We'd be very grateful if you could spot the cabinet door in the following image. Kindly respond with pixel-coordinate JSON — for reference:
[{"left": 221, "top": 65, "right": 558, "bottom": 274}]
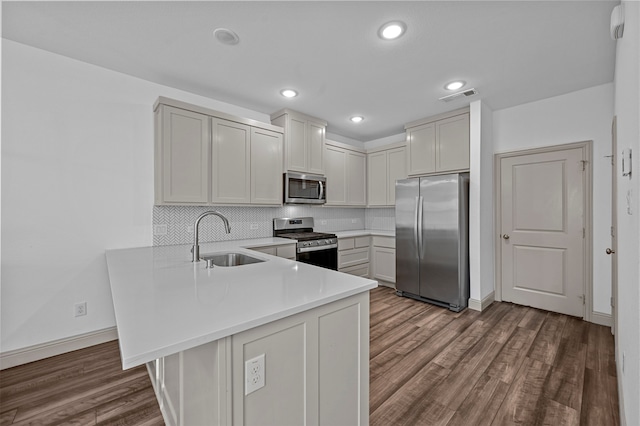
[
  {"left": 407, "top": 122, "right": 436, "bottom": 176},
  {"left": 211, "top": 118, "right": 251, "bottom": 204},
  {"left": 251, "top": 128, "right": 283, "bottom": 205},
  {"left": 347, "top": 151, "right": 366, "bottom": 206},
  {"left": 325, "top": 145, "right": 347, "bottom": 205},
  {"left": 436, "top": 113, "right": 470, "bottom": 172},
  {"left": 372, "top": 246, "right": 396, "bottom": 283},
  {"left": 387, "top": 147, "right": 407, "bottom": 205},
  {"left": 160, "top": 106, "right": 210, "bottom": 203},
  {"left": 367, "top": 151, "right": 387, "bottom": 206},
  {"left": 287, "top": 117, "right": 307, "bottom": 173},
  {"left": 308, "top": 121, "right": 325, "bottom": 175}
]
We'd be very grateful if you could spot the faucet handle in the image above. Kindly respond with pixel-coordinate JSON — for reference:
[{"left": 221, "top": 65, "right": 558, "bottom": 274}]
[{"left": 205, "top": 258, "right": 215, "bottom": 269}]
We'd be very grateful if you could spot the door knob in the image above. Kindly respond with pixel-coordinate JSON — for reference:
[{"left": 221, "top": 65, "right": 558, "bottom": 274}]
[
  {"left": 606, "top": 248, "right": 615, "bottom": 254},
  {"left": 502, "top": 234, "right": 510, "bottom": 240}
]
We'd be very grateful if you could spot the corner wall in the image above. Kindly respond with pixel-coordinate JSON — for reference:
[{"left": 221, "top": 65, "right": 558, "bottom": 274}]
[{"left": 613, "top": 2, "right": 640, "bottom": 425}]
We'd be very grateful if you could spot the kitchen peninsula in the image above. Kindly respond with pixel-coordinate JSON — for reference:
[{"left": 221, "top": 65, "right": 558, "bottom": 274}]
[{"left": 106, "top": 238, "right": 376, "bottom": 426}]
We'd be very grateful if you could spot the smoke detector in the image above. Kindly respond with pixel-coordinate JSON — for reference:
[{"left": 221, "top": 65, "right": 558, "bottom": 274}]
[
  {"left": 438, "top": 88, "right": 478, "bottom": 102},
  {"left": 214, "top": 28, "right": 240, "bottom": 45}
]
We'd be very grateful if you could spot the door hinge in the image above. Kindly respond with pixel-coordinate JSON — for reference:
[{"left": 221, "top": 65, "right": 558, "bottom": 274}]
[
  {"left": 611, "top": 226, "right": 615, "bottom": 237},
  {"left": 583, "top": 228, "right": 586, "bottom": 238},
  {"left": 611, "top": 297, "right": 615, "bottom": 308},
  {"left": 580, "top": 160, "right": 588, "bottom": 171},
  {"left": 582, "top": 294, "right": 586, "bottom": 305}
]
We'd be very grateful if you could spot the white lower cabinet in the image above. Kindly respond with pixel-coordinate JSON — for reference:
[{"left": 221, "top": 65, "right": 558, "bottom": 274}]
[
  {"left": 372, "top": 236, "right": 396, "bottom": 287},
  {"left": 338, "top": 236, "right": 370, "bottom": 276},
  {"left": 149, "top": 293, "right": 370, "bottom": 426}
]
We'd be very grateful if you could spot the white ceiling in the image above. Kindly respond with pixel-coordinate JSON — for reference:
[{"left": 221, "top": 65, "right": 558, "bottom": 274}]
[{"left": 2, "top": 1, "right": 618, "bottom": 142}]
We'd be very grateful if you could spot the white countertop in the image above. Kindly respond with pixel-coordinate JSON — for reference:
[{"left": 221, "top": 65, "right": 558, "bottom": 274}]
[
  {"left": 106, "top": 237, "right": 377, "bottom": 369},
  {"left": 333, "top": 229, "right": 395, "bottom": 238}
]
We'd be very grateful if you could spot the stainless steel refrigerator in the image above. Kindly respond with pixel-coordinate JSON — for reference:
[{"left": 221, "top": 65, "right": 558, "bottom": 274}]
[{"left": 395, "top": 173, "right": 470, "bottom": 312}]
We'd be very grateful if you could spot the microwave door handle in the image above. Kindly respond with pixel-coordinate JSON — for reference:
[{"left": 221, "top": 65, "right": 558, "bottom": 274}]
[{"left": 318, "top": 181, "right": 324, "bottom": 200}]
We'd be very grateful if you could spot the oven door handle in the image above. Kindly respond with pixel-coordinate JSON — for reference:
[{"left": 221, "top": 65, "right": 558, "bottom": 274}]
[
  {"left": 318, "top": 181, "right": 324, "bottom": 201},
  {"left": 297, "top": 243, "right": 338, "bottom": 253}
]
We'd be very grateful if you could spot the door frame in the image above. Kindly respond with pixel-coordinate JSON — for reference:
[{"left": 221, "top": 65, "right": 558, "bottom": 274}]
[{"left": 494, "top": 140, "right": 593, "bottom": 321}]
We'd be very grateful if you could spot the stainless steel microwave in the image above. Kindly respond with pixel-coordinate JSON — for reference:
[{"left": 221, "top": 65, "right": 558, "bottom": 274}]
[{"left": 284, "top": 172, "right": 326, "bottom": 204}]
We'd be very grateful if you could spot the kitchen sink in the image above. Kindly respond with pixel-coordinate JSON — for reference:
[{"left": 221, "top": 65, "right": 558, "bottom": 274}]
[{"left": 200, "top": 252, "right": 265, "bottom": 267}]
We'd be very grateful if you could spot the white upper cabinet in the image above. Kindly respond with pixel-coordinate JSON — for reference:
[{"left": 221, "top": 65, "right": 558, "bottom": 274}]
[
  {"left": 156, "top": 105, "right": 210, "bottom": 204},
  {"left": 211, "top": 118, "right": 251, "bottom": 204},
  {"left": 324, "top": 141, "right": 366, "bottom": 207},
  {"left": 251, "top": 127, "right": 283, "bottom": 205},
  {"left": 271, "top": 109, "right": 327, "bottom": 175},
  {"left": 154, "top": 97, "right": 284, "bottom": 206},
  {"left": 367, "top": 144, "right": 407, "bottom": 207},
  {"left": 405, "top": 108, "right": 470, "bottom": 176}
]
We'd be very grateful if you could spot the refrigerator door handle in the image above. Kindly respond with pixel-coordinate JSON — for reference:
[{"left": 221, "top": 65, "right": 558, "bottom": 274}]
[
  {"left": 414, "top": 196, "right": 420, "bottom": 258},
  {"left": 417, "top": 195, "right": 424, "bottom": 259}
]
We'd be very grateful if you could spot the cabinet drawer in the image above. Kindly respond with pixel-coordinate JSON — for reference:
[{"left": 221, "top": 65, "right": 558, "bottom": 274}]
[
  {"left": 250, "top": 244, "right": 296, "bottom": 259},
  {"left": 338, "top": 247, "right": 370, "bottom": 269},
  {"left": 355, "top": 236, "right": 370, "bottom": 248},
  {"left": 340, "top": 263, "right": 370, "bottom": 278},
  {"left": 276, "top": 245, "right": 296, "bottom": 260},
  {"left": 338, "top": 237, "right": 355, "bottom": 251},
  {"left": 250, "top": 246, "right": 277, "bottom": 256},
  {"left": 372, "top": 236, "right": 395, "bottom": 249}
]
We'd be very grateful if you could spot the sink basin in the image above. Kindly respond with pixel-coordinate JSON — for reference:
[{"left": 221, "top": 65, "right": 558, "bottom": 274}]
[{"left": 200, "top": 252, "right": 265, "bottom": 267}]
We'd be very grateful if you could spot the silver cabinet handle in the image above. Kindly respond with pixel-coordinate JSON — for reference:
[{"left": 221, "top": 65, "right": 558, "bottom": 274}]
[
  {"left": 606, "top": 248, "right": 615, "bottom": 254},
  {"left": 503, "top": 234, "right": 510, "bottom": 240}
]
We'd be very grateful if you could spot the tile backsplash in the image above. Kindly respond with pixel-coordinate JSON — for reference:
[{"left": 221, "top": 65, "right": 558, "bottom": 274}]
[{"left": 153, "top": 205, "right": 395, "bottom": 246}]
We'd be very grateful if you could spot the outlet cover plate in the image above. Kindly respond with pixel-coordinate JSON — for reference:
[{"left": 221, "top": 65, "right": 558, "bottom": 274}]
[{"left": 245, "top": 354, "right": 265, "bottom": 395}]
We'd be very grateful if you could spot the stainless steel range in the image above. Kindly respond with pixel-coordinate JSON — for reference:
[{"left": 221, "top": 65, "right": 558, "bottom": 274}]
[{"left": 273, "top": 217, "right": 338, "bottom": 270}]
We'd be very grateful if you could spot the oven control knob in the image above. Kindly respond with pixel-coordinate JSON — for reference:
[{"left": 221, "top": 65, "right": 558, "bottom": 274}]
[{"left": 324, "top": 239, "right": 330, "bottom": 244}]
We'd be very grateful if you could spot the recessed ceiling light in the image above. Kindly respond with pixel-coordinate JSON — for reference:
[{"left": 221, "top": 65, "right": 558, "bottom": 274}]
[
  {"left": 378, "top": 21, "right": 407, "bottom": 40},
  {"left": 213, "top": 28, "right": 240, "bottom": 45},
  {"left": 445, "top": 80, "right": 466, "bottom": 91},
  {"left": 350, "top": 116, "right": 364, "bottom": 123},
  {"left": 280, "top": 89, "right": 298, "bottom": 98}
]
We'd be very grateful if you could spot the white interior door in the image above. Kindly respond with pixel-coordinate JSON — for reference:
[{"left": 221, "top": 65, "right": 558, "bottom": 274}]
[{"left": 500, "top": 146, "right": 586, "bottom": 317}]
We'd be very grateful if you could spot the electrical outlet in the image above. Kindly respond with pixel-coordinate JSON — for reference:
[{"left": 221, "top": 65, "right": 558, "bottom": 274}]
[
  {"left": 351, "top": 219, "right": 358, "bottom": 224},
  {"left": 320, "top": 220, "right": 327, "bottom": 225},
  {"left": 245, "top": 354, "right": 265, "bottom": 395},
  {"left": 153, "top": 224, "right": 168, "bottom": 236},
  {"left": 250, "top": 223, "right": 259, "bottom": 230},
  {"left": 74, "top": 302, "right": 87, "bottom": 317}
]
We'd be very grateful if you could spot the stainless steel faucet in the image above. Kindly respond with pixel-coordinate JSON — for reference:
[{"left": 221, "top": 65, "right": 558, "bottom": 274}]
[{"left": 191, "top": 211, "right": 231, "bottom": 262}]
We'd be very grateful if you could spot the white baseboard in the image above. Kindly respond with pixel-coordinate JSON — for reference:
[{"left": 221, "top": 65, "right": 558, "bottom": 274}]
[
  {"left": 590, "top": 311, "right": 613, "bottom": 327},
  {"left": 0, "top": 327, "right": 118, "bottom": 370},
  {"left": 468, "top": 291, "right": 495, "bottom": 312}
]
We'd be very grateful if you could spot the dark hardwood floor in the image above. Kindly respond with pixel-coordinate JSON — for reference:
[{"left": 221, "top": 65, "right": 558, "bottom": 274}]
[
  {"left": 0, "top": 287, "right": 619, "bottom": 425},
  {"left": 369, "top": 286, "right": 619, "bottom": 426}
]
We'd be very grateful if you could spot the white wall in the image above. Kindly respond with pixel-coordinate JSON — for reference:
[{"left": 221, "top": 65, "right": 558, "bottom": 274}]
[
  {"left": 0, "top": 40, "right": 272, "bottom": 354},
  {"left": 469, "top": 101, "right": 495, "bottom": 305},
  {"left": 613, "top": 2, "right": 640, "bottom": 425},
  {"left": 493, "top": 83, "right": 615, "bottom": 316}
]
